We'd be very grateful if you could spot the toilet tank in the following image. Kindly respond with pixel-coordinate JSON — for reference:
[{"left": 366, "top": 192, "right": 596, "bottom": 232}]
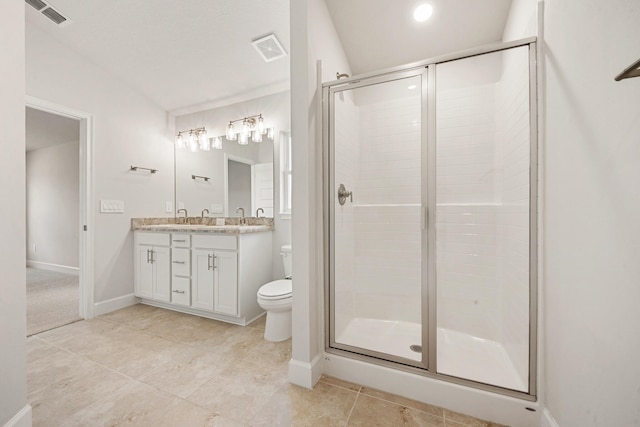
[{"left": 281, "top": 244, "right": 292, "bottom": 278}]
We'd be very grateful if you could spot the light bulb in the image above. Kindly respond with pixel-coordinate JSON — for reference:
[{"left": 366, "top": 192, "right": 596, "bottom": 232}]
[
  {"left": 213, "top": 136, "right": 222, "bottom": 150},
  {"left": 257, "top": 116, "right": 265, "bottom": 135},
  {"left": 199, "top": 130, "right": 209, "bottom": 150},
  {"left": 267, "top": 127, "right": 274, "bottom": 140},
  {"left": 239, "top": 131, "right": 249, "bottom": 145},
  {"left": 252, "top": 130, "right": 262, "bottom": 143},
  {"left": 189, "top": 133, "right": 198, "bottom": 152},
  {"left": 226, "top": 123, "right": 236, "bottom": 140},
  {"left": 175, "top": 134, "right": 184, "bottom": 149},
  {"left": 241, "top": 120, "right": 250, "bottom": 138}
]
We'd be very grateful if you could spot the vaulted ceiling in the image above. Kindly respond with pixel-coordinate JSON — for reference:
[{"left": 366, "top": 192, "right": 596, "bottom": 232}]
[{"left": 25, "top": 0, "right": 512, "bottom": 113}]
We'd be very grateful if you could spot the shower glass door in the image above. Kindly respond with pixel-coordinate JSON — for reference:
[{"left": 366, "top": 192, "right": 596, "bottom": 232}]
[
  {"left": 325, "top": 40, "right": 536, "bottom": 398},
  {"left": 328, "top": 70, "right": 427, "bottom": 366}
]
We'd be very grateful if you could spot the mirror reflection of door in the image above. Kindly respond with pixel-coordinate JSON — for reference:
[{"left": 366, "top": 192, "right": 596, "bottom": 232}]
[{"left": 228, "top": 160, "right": 252, "bottom": 216}]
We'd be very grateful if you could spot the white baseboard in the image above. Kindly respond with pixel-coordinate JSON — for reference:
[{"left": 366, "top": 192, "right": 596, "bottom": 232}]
[
  {"left": 93, "top": 293, "right": 139, "bottom": 317},
  {"left": 541, "top": 408, "right": 559, "bottom": 427},
  {"left": 288, "top": 353, "right": 322, "bottom": 389},
  {"left": 3, "top": 404, "right": 32, "bottom": 427},
  {"left": 26, "top": 260, "right": 79, "bottom": 276}
]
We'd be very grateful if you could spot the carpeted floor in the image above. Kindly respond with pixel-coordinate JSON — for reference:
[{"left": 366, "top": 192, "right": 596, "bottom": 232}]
[{"left": 26, "top": 267, "right": 82, "bottom": 336}]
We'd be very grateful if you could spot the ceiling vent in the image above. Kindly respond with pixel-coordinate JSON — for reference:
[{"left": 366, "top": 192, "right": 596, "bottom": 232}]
[
  {"left": 25, "top": 0, "right": 72, "bottom": 27},
  {"left": 25, "top": 0, "right": 47, "bottom": 11},
  {"left": 252, "top": 34, "right": 287, "bottom": 63}
]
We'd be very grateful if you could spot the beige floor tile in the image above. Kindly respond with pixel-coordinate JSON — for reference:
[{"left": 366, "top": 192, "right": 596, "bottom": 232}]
[
  {"left": 250, "top": 382, "right": 358, "bottom": 427},
  {"left": 36, "top": 318, "right": 122, "bottom": 344},
  {"left": 138, "top": 309, "right": 203, "bottom": 336},
  {"left": 29, "top": 363, "right": 132, "bottom": 426},
  {"left": 360, "top": 386, "right": 444, "bottom": 417},
  {"left": 186, "top": 359, "right": 288, "bottom": 423},
  {"left": 27, "top": 346, "right": 96, "bottom": 394},
  {"left": 59, "top": 381, "right": 177, "bottom": 427},
  {"left": 443, "top": 410, "right": 508, "bottom": 427},
  {"left": 318, "top": 375, "right": 362, "bottom": 392},
  {"left": 247, "top": 314, "right": 267, "bottom": 331},
  {"left": 241, "top": 337, "right": 291, "bottom": 371},
  {"left": 98, "top": 303, "right": 165, "bottom": 328},
  {"left": 140, "top": 347, "right": 231, "bottom": 398},
  {"left": 151, "top": 398, "right": 245, "bottom": 427},
  {"left": 347, "top": 394, "right": 445, "bottom": 427},
  {"left": 108, "top": 336, "right": 191, "bottom": 379},
  {"left": 27, "top": 336, "right": 62, "bottom": 364}
]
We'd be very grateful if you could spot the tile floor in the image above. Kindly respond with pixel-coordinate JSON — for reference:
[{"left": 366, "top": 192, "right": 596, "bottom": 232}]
[{"left": 27, "top": 304, "right": 508, "bottom": 426}]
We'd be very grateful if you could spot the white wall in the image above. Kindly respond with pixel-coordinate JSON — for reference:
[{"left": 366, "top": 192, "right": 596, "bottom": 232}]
[
  {"left": 26, "top": 24, "right": 174, "bottom": 306},
  {"left": 0, "top": 2, "right": 30, "bottom": 426},
  {"left": 289, "top": 0, "right": 352, "bottom": 387},
  {"left": 26, "top": 141, "right": 80, "bottom": 270},
  {"left": 543, "top": 0, "right": 640, "bottom": 425},
  {"left": 174, "top": 90, "right": 291, "bottom": 279}
]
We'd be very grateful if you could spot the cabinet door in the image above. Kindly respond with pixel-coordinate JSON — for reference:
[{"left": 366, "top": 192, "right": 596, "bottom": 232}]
[
  {"left": 192, "top": 248, "right": 214, "bottom": 311},
  {"left": 213, "top": 250, "right": 238, "bottom": 316},
  {"left": 135, "top": 245, "right": 154, "bottom": 299},
  {"left": 153, "top": 246, "right": 171, "bottom": 302}
]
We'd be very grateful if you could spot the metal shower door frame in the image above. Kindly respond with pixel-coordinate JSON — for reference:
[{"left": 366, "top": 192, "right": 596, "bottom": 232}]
[{"left": 322, "top": 37, "right": 538, "bottom": 401}]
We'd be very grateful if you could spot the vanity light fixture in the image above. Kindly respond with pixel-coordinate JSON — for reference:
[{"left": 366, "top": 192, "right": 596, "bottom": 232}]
[
  {"left": 225, "top": 114, "right": 274, "bottom": 145},
  {"left": 175, "top": 127, "right": 210, "bottom": 153},
  {"left": 212, "top": 136, "right": 222, "bottom": 150}
]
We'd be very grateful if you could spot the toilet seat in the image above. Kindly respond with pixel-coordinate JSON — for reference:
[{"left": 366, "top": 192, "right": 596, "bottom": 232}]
[{"left": 258, "top": 279, "right": 292, "bottom": 300}]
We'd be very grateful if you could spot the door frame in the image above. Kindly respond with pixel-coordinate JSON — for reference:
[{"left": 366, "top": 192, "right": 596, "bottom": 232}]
[
  {"left": 224, "top": 154, "right": 255, "bottom": 217},
  {"left": 26, "top": 95, "right": 95, "bottom": 319}
]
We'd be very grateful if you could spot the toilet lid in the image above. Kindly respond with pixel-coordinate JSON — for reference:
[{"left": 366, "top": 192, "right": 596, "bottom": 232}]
[{"left": 258, "top": 279, "right": 292, "bottom": 299}]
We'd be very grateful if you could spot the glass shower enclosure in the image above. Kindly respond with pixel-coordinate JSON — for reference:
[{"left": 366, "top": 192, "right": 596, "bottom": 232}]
[{"left": 324, "top": 40, "right": 537, "bottom": 398}]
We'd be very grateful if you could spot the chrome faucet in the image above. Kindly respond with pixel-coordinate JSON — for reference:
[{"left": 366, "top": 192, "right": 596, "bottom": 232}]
[
  {"left": 177, "top": 208, "right": 188, "bottom": 223},
  {"left": 256, "top": 208, "right": 264, "bottom": 218},
  {"left": 201, "top": 208, "right": 210, "bottom": 219},
  {"left": 236, "top": 207, "right": 246, "bottom": 225}
]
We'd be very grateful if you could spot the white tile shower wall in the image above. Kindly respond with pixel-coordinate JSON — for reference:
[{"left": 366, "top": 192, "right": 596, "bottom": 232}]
[
  {"left": 495, "top": 46, "right": 531, "bottom": 384},
  {"left": 333, "top": 90, "right": 359, "bottom": 338},
  {"left": 436, "top": 83, "right": 502, "bottom": 342},
  {"left": 353, "top": 96, "right": 422, "bottom": 324}
]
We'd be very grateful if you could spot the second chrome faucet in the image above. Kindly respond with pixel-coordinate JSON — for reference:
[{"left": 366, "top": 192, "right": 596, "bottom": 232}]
[{"left": 236, "top": 207, "right": 246, "bottom": 225}]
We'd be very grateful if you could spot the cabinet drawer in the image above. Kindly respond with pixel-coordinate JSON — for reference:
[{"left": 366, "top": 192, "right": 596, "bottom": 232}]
[
  {"left": 192, "top": 234, "right": 237, "bottom": 250},
  {"left": 171, "top": 277, "right": 191, "bottom": 306},
  {"left": 171, "top": 233, "right": 191, "bottom": 247},
  {"left": 172, "top": 248, "right": 190, "bottom": 277},
  {"left": 136, "top": 232, "right": 170, "bottom": 246}
]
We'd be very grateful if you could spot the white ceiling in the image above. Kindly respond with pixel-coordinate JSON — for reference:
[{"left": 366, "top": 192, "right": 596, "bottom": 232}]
[
  {"left": 25, "top": 0, "right": 511, "bottom": 113},
  {"left": 25, "top": 0, "right": 290, "bottom": 112},
  {"left": 26, "top": 107, "right": 79, "bottom": 152},
  {"left": 325, "top": 0, "right": 513, "bottom": 75}
]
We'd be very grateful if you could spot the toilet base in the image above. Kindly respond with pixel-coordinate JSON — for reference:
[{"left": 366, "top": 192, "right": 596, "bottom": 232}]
[{"left": 264, "top": 309, "right": 292, "bottom": 342}]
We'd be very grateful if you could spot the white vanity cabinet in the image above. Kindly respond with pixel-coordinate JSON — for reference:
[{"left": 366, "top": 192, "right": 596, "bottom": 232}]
[
  {"left": 192, "top": 235, "right": 239, "bottom": 315},
  {"left": 134, "top": 233, "right": 171, "bottom": 302},
  {"left": 133, "top": 228, "right": 272, "bottom": 325}
]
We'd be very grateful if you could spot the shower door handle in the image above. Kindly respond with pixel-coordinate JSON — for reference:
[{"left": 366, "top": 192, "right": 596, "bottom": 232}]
[{"left": 337, "top": 184, "right": 353, "bottom": 206}]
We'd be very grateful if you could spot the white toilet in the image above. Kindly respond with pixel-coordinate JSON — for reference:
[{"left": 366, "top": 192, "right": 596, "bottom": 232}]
[{"left": 257, "top": 244, "right": 292, "bottom": 342}]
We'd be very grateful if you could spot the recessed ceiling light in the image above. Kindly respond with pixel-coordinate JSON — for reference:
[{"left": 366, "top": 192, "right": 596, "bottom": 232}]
[
  {"left": 408, "top": 85, "right": 417, "bottom": 90},
  {"left": 413, "top": 4, "right": 433, "bottom": 22}
]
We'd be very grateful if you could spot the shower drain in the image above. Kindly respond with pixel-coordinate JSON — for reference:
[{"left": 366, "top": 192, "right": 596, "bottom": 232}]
[{"left": 409, "top": 344, "right": 422, "bottom": 353}]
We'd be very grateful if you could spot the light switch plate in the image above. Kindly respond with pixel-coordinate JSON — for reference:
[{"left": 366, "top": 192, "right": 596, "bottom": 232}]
[
  {"left": 211, "top": 204, "right": 223, "bottom": 214},
  {"left": 165, "top": 201, "right": 173, "bottom": 213},
  {"left": 100, "top": 199, "right": 124, "bottom": 213}
]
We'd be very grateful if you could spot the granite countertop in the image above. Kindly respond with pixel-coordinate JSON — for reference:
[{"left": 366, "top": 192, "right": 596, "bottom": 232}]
[{"left": 131, "top": 217, "right": 274, "bottom": 234}]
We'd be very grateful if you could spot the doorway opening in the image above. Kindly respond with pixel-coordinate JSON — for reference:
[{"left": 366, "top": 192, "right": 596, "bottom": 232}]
[{"left": 25, "top": 96, "right": 95, "bottom": 334}]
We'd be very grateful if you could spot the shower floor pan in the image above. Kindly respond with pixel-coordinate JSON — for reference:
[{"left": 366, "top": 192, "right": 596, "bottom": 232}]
[{"left": 335, "top": 317, "right": 526, "bottom": 392}]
